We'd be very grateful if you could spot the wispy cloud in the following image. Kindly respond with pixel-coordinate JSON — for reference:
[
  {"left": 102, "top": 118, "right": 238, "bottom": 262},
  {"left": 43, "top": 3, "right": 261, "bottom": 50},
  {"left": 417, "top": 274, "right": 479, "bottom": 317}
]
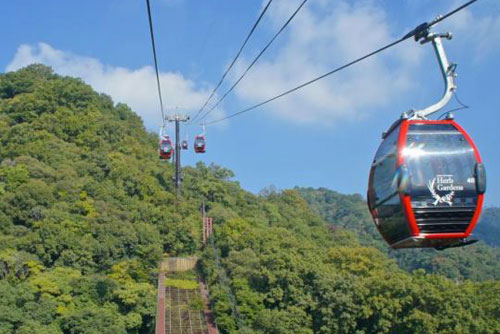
[
  {"left": 6, "top": 43, "right": 224, "bottom": 130},
  {"left": 230, "top": 0, "right": 500, "bottom": 126},
  {"left": 6, "top": 1, "right": 499, "bottom": 129},
  {"left": 441, "top": 0, "right": 500, "bottom": 62},
  {"left": 231, "top": 0, "right": 424, "bottom": 126}
]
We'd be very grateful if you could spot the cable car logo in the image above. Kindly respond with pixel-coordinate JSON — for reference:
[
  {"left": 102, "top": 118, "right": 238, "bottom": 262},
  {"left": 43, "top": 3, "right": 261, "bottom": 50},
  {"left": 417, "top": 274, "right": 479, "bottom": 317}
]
[{"left": 427, "top": 175, "right": 463, "bottom": 206}]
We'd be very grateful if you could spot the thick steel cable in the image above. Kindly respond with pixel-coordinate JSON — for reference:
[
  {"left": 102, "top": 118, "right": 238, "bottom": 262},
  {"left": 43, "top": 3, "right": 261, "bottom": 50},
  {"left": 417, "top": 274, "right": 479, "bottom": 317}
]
[
  {"left": 145, "top": 0, "right": 166, "bottom": 123},
  {"left": 206, "top": 0, "right": 479, "bottom": 125},
  {"left": 197, "top": 0, "right": 309, "bottom": 123},
  {"left": 190, "top": 0, "right": 274, "bottom": 124}
]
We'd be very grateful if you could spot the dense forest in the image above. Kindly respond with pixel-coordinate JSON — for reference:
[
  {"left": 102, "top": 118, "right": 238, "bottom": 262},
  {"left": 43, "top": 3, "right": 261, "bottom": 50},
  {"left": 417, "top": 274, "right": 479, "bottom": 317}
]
[
  {"left": 1, "top": 65, "right": 500, "bottom": 334},
  {"left": 0, "top": 65, "right": 205, "bottom": 334},
  {"left": 475, "top": 207, "right": 500, "bottom": 248},
  {"left": 296, "top": 187, "right": 500, "bottom": 281},
  {"left": 201, "top": 190, "right": 500, "bottom": 334}
]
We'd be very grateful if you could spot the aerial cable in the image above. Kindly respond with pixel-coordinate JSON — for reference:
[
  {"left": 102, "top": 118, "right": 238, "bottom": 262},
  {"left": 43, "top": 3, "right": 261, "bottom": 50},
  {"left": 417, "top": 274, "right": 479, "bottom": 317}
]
[
  {"left": 190, "top": 0, "right": 274, "bottom": 124},
  {"left": 206, "top": 0, "right": 479, "bottom": 126},
  {"left": 196, "top": 0, "right": 309, "bottom": 123},
  {"left": 145, "top": 0, "right": 167, "bottom": 125}
]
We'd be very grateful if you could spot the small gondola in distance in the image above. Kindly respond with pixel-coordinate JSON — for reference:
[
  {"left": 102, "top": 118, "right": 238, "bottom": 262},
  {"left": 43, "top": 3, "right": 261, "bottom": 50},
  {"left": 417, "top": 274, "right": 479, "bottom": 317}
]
[
  {"left": 194, "top": 135, "right": 206, "bottom": 153},
  {"left": 159, "top": 136, "right": 174, "bottom": 160},
  {"left": 367, "top": 116, "right": 486, "bottom": 249}
]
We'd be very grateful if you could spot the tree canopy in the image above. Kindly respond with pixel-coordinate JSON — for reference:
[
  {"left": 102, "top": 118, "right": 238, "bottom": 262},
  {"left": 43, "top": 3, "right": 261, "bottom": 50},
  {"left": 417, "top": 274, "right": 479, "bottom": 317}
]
[
  {"left": 296, "top": 187, "right": 500, "bottom": 282},
  {"left": 1, "top": 65, "right": 500, "bottom": 334}
]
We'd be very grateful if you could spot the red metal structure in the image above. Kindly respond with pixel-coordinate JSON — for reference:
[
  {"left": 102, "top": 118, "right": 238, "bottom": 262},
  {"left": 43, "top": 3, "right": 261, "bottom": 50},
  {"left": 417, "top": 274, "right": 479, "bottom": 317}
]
[
  {"left": 155, "top": 271, "right": 165, "bottom": 334},
  {"left": 367, "top": 118, "right": 486, "bottom": 249},
  {"left": 202, "top": 216, "right": 213, "bottom": 245}
]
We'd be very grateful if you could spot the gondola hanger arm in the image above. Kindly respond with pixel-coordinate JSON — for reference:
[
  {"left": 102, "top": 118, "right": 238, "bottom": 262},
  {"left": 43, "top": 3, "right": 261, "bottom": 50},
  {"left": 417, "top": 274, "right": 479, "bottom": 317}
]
[{"left": 411, "top": 26, "right": 457, "bottom": 119}]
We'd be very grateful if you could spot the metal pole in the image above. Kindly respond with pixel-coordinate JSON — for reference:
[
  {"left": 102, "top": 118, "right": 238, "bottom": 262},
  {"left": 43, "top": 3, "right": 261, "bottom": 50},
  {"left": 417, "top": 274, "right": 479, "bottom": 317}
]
[
  {"left": 167, "top": 115, "right": 189, "bottom": 198},
  {"left": 175, "top": 118, "right": 181, "bottom": 197}
]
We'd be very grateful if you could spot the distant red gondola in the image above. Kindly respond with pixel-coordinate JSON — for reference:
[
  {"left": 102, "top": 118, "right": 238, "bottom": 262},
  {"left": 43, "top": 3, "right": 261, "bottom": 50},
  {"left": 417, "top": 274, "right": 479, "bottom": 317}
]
[
  {"left": 159, "top": 136, "right": 174, "bottom": 160},
  {"left": 194, "top": 135, "right": 206, "bottom": 153}
]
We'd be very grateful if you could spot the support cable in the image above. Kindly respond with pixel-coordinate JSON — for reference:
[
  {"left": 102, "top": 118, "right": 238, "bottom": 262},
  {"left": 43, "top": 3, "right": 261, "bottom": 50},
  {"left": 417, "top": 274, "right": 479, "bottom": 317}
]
[
  {"left": 190, "top": 0, "right": 274, "bottom": 123},
  {"left": 196, "top": 0, "right": 309, "bottom": 123},
  {"left": 205, "top": 0, "right": 479, "bottom": 126},
  {"left": 145, "top": 0, "right": 167, "bottom": 124}
]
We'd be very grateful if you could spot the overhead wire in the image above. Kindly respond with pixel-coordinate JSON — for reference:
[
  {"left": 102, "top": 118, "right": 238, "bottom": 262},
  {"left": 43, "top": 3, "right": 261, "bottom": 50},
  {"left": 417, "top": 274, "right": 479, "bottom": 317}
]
[
  {"left": 205, "top": 0, "right": 479, "bottom": 126},
  {"left": 145, "top": 0, "right": 167, "bottom": 124},
  {"left": 196, "top": 0, "right": 309, "bottom": 123},
  {"left": 189, "top": 0, "right": 274, "bottom": 124},
  {"left": 428, "top": 0, "right": 478, "bottom": 26}
]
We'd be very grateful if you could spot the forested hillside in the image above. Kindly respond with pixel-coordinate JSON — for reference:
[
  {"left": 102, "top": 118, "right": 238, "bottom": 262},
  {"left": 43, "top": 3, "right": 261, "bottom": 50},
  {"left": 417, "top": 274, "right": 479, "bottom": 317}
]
[
  {"left": 0, "top": 65, "right": 206, "bottom": 334},
  {"left": 475, "top": 207, "right": 500, "bottom": 248},
  {"left": 296, "top": 187, "right": 500, "bottom": 281},
  {"left": 202, "top": 188, "right": 500, "bottom": 333},
  {"left": 1, "top": 65, "right": 500, "bottom": 334}
]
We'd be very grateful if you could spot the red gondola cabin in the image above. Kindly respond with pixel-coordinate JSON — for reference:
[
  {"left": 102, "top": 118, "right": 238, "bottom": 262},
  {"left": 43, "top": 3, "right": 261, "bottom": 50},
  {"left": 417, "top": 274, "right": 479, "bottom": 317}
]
[
  {"left": 158, "top": 137, "right": 174, "bottom": 160},
  {"left": 367, "top": 118, "right": 486, "bottom": 249},
  {"left": 194, "top": 135, "right": 206, "bottom": 153}
]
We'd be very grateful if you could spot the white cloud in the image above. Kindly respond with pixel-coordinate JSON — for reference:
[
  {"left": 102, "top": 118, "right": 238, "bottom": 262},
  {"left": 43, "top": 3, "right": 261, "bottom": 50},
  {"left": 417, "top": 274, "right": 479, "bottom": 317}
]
[
  {"left": 6, "top": 42, "right": 224, "bottom": 130},
  {"left": 440, "top": 0, "right": 500, "bottom": 62},
  {"left": 232, "top": 0, "right": 424, "bottom": 126},
  {"left": 6, "top": 1, "right": 498, "bottom": 130},
  {"left": 232, "top": 0, "right": 500, "bottom": 126}
]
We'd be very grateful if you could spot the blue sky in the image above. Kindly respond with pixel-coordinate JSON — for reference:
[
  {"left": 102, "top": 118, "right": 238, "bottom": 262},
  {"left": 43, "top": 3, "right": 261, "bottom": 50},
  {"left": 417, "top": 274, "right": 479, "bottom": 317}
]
[{"left": 2, "top": 0, "right": 500, "bottom": 205}]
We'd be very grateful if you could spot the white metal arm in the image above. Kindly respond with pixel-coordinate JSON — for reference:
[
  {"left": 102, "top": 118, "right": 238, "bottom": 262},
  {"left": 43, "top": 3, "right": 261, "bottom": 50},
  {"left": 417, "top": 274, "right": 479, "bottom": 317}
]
[
  {"left": 412, "top": 32, "right": 456, "bottom": 119},
  {"left": 159, "top": 125, "right": 168, "bottom": 139}
]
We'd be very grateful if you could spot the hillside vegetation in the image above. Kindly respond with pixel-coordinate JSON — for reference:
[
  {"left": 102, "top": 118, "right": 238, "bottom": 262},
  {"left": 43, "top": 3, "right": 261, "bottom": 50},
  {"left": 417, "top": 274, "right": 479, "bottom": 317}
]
[
  {"left": 475, "top": 207, "right": 500, "bottom": 248},
  {"left": 201, "top": 189, "right": 500, "bottom": 334},
  {"left": 296, "top": 187, "right": 500, "bottom": 281},
  {"left": 1, "top": 65, "right": 500, "bottom": 334},
  {"left": 0, "top": 65, "right": 206, "bottom": 334}
]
